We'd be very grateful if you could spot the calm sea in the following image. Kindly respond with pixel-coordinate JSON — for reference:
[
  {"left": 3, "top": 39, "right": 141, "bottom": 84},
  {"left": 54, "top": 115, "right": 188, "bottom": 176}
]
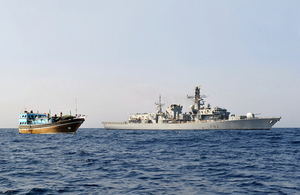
[{"left": 0, "top": 128, "right": 299, "bottom": 194}]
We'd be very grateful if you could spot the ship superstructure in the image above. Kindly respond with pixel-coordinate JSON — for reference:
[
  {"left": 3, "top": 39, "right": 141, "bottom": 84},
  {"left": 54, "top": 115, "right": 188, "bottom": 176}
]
[{"left": 102, "top": 85, "right": 281, "bottom": 130}]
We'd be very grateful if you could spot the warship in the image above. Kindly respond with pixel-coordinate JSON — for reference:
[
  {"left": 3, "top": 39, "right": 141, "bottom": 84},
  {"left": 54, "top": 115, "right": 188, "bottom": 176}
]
[
  {"left": 102, "top": 85, "right": 281, "bottom": 130},
  {"left": 19, "top": 110, "right": 86, "bottom": 134}
]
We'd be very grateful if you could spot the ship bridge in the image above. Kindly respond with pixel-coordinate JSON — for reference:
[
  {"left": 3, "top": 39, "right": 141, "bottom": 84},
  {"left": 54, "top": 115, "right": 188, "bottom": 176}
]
[{"left": 19, "top": 111, "right": 51, "bottom": 125}]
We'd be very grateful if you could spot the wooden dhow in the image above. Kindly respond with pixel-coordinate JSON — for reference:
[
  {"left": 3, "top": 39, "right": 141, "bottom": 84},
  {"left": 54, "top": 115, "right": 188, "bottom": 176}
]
[{"left": 19, "top": 111, "right": 86, "bottom": 134}]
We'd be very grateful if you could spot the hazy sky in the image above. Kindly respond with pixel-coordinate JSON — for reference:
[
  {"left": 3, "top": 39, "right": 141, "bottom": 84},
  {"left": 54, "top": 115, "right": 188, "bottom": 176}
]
[{"left": 1, "top": 1, "right": 299, "bottom": 128}]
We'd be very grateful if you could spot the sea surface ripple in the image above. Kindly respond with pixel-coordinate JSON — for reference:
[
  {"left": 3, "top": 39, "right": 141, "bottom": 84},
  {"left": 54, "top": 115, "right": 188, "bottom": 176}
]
[{"left": 0, "top": 128, "right": 299, "bottom": 194}]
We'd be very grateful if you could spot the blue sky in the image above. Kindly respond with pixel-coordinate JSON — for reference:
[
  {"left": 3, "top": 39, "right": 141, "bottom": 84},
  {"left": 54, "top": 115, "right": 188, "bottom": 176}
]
[{"left": 0, "top": 1, "right": 299, "bottom": 128}]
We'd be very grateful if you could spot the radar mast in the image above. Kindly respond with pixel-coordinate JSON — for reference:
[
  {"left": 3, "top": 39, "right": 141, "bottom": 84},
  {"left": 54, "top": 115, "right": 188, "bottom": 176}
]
[
  {"left": 187, "top": 85, "right": 205, "bottom": 112},
  {"left": 155, "top": 95, "right": 165, "bottom": 114}
]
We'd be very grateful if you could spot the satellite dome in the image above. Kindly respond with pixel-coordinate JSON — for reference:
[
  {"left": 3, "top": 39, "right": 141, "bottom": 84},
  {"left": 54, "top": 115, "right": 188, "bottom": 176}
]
[
  {"left": 190, "top": 105, "right": 194, "bottom": 110},
  {"left": 246, "top": 113, "right": 255, "bottom": 119}
]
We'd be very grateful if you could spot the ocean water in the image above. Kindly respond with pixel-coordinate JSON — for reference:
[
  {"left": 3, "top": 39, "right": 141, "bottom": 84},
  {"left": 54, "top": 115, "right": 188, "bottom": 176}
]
[{"left": 0, "top": 128, "right": 299, "bottom": 195}]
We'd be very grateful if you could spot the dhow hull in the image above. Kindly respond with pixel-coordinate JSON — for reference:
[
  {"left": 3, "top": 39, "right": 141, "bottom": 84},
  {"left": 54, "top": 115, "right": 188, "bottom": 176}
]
[{"left": 19, "top": 118, "right": 85, "bottom": 134}]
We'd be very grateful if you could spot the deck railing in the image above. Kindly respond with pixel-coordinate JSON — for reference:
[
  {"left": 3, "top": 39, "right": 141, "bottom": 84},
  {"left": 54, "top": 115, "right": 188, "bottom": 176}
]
[{"left": 102, "top": 122, "right": 127, "bottom": 125}]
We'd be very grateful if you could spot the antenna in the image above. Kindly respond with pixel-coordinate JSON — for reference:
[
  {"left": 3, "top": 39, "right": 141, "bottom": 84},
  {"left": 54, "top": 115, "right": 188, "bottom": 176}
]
[
  {"left": 75, "top": 98, "right": 77, "bottom": 116},
  {"left": 24, "top": 96, "right": 27, "bottom": 111},
  {"left": 155, "top": 95, "right": 165, "bottom": 114}
]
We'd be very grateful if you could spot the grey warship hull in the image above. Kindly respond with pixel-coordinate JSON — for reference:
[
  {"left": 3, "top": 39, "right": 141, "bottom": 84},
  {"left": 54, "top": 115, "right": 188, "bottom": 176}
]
[
  {"left": 103, "top": 117, "right": 281, "bottom": 130},
  {"left": 102, "top": 85, "right": 281, "bottom": 130}
]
